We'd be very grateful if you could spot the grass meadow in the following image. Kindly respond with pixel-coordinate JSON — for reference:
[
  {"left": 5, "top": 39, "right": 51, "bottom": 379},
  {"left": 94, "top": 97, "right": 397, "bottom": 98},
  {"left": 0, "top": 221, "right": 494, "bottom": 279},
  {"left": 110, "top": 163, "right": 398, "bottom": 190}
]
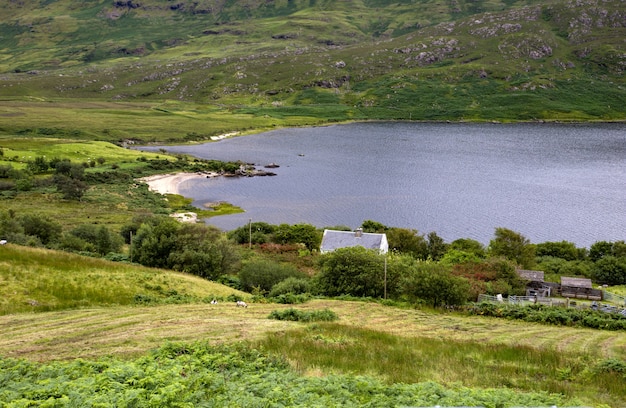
[
  {"left": 1, "top": 244, "right": 626, "bottom": 406},
  {"left": 0, "top": 244, "right": 248, "bottom": 315}
]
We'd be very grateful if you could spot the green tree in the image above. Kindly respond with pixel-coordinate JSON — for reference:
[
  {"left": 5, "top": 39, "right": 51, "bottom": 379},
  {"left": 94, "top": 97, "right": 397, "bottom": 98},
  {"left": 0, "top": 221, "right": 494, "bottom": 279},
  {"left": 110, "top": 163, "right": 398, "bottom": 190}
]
[
  {"left": 238, "top": 259, "right": 305, "bottom": 293},
  {"left": 315, "top": 246, "right": 390, "bottom": 297},
  {"left": 131, "top": 218, "right": 239, "bottom": 279},
  {"left": 427, "top": 231, "right": 448, "bottom": 261},
  {"left": 535, "top": 241, "right": 580, "bottom": 261},
  {"left": 19, "top": 213, "right": 62, "bottom": 246},
  {"left": 269, "top": 277, "right": 311, "bottom": 297},
  {"left": 228, "top": 221, "right": 275, "bottom": 245},
  {"left": 592, "top": 256, "right": 626, "bottom": 285},
  {"left": 439, "top": 249, "right": 483, "bottom": 266},
  {"left": 273, "top": 223, "right": 321, "bottom": 251},
  {"left": 361, "top": 220, "right": 388, "bottom": 233},
  {"left": 54, "top": 174, "right": 88, "bottom": 200},
  {"left": 448, "top": 238, "right": 486, "bottom": 258},
  {"left": 27, "top": 156, "right": 49, "bottom": 174},
  {"left": 488, "top": 227, "right": 535, "bottom": 269},
  {"left": 386, "top": 227, "right": 428, "bottom": 259},
  {"left": 70, "top": 224, "right": 122, "bottom": 255},
  {"left": 590, "top": 240, "right": 626, "bottom": 262},
  {"left": 589, "top": 241, "right": 614, "bottom": 262},
  {"left": 400, "top": 261, "right": 469, "bottom": 307},
  {"left": 131, "top": 218, "right": 181, "bottom": 268}
]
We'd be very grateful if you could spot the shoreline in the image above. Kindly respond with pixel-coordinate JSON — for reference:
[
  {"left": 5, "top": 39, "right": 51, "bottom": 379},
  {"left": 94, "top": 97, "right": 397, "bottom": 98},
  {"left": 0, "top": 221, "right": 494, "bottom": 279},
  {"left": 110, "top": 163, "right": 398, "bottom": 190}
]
[{"left": 138, "top": 172, "right": 216, "bottom": 195}]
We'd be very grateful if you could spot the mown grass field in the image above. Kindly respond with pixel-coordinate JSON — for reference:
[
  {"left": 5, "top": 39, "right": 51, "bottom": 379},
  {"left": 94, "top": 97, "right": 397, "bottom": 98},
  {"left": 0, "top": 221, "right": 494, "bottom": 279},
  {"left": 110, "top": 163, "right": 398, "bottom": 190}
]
[
  {"left": 1, "top": 245, "right": 626, "bottom": 406},
  {"left": 2, "top": 299, "right": 626, "bottom": 405}
]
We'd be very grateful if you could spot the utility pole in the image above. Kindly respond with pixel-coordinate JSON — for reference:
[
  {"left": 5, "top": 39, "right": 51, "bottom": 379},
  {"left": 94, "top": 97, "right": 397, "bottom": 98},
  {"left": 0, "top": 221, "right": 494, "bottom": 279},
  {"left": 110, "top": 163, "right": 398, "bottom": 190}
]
[
  {"left": 384, "top": 255, "right": 387, "bottom": 299},
  {"left": 248, "top": 218, "right": 252, "bottom": 249}
]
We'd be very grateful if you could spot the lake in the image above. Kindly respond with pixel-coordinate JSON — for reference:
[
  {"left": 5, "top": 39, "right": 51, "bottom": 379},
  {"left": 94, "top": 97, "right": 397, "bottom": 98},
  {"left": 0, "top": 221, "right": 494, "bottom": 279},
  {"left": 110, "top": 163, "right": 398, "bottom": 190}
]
[{"left": 138, "top": 122, "right": 626, "bottom": 248}]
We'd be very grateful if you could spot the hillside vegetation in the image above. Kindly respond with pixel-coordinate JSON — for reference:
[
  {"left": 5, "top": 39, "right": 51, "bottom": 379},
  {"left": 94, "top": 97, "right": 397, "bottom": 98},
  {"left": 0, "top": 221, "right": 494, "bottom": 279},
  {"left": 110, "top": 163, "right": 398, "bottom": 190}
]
[
  {"left": 0, "top": 0, "right": 625, "bottom": 143},
  {"left": 0, "top": 244, "right": 248, "bottom": 314}
]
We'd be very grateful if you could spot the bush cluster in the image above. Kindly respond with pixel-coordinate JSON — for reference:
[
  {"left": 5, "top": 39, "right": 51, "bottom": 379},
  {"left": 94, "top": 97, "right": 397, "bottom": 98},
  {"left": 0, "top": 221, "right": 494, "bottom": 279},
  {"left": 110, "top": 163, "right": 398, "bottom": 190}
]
[
  {"left": 466, "top": 303, "right": 626, "bottom": 330},
  {"left": 268, "top": 308, "right": 339, "bottom": 322}
]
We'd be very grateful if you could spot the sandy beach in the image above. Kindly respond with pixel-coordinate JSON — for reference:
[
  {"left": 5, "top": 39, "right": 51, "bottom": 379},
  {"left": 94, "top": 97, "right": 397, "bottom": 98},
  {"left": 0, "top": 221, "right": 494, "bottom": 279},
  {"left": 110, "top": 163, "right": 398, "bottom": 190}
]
[{"left": 138, "top": 172, "right": 212, "bottom": 195}]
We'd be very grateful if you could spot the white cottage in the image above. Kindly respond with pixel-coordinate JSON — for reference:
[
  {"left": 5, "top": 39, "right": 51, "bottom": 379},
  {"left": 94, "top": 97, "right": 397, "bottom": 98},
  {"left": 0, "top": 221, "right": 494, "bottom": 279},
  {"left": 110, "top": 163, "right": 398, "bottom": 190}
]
[{"left": 320, "top": 228, "right": 388, "bottom": 254}]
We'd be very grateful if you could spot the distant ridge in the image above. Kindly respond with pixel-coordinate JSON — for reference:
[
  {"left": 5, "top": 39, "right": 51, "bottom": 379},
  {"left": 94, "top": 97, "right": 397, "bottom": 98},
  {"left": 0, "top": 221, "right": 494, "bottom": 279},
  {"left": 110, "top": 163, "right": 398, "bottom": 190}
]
[{"left": 0, "top": 0, "right": 624, "bottom": 123}]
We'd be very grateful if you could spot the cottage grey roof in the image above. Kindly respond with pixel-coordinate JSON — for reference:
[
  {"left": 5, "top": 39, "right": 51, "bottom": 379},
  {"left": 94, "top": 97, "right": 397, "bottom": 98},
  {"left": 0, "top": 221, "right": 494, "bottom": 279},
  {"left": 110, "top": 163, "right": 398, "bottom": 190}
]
[
  {"left": 320, "top": 229, "right": 388, "bottom": 254},
  {"left": 516, "top": 269, "right": 545, "bottom": 282},
  {"left": 560, "top": 277, "right": 593, "bottom": 288}
]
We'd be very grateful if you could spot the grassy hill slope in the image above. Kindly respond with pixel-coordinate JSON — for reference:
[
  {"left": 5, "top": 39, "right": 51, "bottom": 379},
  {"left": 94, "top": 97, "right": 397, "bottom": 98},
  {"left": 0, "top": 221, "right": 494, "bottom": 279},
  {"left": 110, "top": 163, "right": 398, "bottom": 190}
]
[
  {"left": 0, "top": 244, "right": 248, "bottom": 315},
  {"left": 0, "top": 0, "right": 624, "bottom": 131}
]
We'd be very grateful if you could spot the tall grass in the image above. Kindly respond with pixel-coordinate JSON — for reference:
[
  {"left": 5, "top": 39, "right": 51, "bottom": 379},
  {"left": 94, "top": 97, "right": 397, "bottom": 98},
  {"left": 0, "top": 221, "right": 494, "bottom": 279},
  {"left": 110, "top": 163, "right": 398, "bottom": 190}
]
[
  {"left": 257, "top": 322, "right": 626, "bottom": 406},
  {"left": 0, "top": 244, "right": 246, "bottom": 315}
]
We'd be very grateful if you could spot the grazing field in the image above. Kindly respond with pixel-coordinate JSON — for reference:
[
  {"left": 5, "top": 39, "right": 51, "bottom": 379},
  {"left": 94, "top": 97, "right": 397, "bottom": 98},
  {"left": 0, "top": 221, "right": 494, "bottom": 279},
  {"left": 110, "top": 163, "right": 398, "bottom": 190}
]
[
  {"left": 1, "top": 300, "right": 626, "bottom": 405},
  {"left": 1, "top": 245, "right": 626, "bottom": 406}
]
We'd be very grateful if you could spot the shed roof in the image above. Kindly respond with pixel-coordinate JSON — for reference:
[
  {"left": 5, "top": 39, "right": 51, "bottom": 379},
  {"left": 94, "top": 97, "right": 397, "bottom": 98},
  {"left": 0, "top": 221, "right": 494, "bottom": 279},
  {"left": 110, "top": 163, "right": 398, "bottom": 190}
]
[
  {"left": 516, "top": 269, "right": 545, "bottom": 282},
  {"left": 560, "top": 277, "right": 593, "bottom": 288},
  {"left": 320, "top": 229, "right": 388, "bottom": 254}
]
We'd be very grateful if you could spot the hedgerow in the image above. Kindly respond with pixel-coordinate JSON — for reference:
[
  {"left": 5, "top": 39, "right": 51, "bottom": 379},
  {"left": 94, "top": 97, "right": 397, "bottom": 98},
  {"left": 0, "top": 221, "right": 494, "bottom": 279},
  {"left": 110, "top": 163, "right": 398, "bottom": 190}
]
[
  {"left": 0, "top": 342, "right": 579, "bottom": 407},
  {"left": 466, "top": 303, "right": 626, "bottom": 330}
]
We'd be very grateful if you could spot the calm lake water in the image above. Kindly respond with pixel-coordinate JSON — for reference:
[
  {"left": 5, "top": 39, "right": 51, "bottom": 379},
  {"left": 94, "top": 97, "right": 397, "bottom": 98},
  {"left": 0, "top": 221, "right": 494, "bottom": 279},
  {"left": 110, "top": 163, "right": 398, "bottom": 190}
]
[{"left": 139, "top": 122, "right": 626, "bottom": 248}]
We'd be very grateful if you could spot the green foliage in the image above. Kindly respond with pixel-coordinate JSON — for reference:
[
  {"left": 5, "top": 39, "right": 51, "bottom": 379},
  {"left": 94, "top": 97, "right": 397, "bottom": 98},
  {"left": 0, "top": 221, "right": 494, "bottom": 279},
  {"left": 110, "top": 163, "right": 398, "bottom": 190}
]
[
  {"left": 361, "top": 220, "right": 387, "bottom": 233},
  {"left": 269, "top": 276, "right": 312, "bottom": 297},
  {"left": 488, "top": 227, "right": 536, "bottom": 269},
  {"left": 228, "top": 221, "right": 276, "bottom": 245},
  {"left": 67, "top": 224, "right": 123, "bottom": 255},
  {"left": 386, "top": 227, "right": 429, "bottom": 259},
  {"left": 268, "top": 308, "right": 338, "bottom": 322},
  {"left": 592, "top": 256, "right": 626, "bottom": 285},
  {"left": 467, "top": 303, "right": 626, "bottom": 331},
  {"left": 452, "top": 258, "right": 527, "bottom": 299},
  {"left": 590, "top": 240, "right": 626, "bottom": 261},
  {"left": 440, "top": 249, "right": 483, "bottom": 266},
  {"left": 536, "top": 240, "right": 583, "bottom": 261},
  {"left": 0, "top": 339, "right": 582, "bottom": 407},
  {"left": 273, "top": 223, "right": 321, "bottom": 251},
  {"left": 536, "top": 256, "right": 593, "bottom": 278},
  {"left": 131, "top": 216, "right": 239, "bottom": 279},
  {"left": 18, "top": 213, "right": 62, "bottom": 246},
  {"left": 595, "top": 358, "right": 626, "bottom": 375},
  {"left": 400, "top": 260, "right": 470, "bottom": 307},
  {"left": 238, "top": 258, "right": 306, "bottom": 293},
  {"left": 427, "top": 231, "right": 448, "bottom": 261},
  {"left": 258, "top": 323, "right": 587, "bottom": 405},
  {"left": 315, "top": 246, "right": 390, "bottom": 298}
]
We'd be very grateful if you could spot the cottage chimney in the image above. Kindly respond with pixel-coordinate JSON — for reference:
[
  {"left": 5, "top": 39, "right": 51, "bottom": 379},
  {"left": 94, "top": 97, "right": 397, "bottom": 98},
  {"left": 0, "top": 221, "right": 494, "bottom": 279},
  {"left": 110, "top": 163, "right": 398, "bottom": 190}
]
[{"left": 355, "top": 228, "right": 363, "bottom": 238}]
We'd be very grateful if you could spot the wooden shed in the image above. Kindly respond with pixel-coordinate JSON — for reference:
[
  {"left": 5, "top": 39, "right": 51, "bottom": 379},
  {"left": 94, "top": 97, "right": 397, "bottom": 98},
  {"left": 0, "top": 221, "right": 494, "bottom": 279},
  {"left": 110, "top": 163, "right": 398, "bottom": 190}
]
[
  {"left": 560, "top": 277, "right": 602, "bottom": 300},
  {"left": 517, "top": 269, "right": 553, "bottom": 297},
  {"left": 517, "top": 269, "right": 545, "bottom": 283}
]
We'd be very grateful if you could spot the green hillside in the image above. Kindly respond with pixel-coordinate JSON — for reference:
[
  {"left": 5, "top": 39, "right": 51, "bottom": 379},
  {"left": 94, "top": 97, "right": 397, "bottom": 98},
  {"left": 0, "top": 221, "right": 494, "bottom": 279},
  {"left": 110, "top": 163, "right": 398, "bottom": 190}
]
[
  {"left": 0, "top": 0, "right": 624, "bottom": 137},
  {"left": 0, "top": 243, "right": 248, "bottom": 315}
]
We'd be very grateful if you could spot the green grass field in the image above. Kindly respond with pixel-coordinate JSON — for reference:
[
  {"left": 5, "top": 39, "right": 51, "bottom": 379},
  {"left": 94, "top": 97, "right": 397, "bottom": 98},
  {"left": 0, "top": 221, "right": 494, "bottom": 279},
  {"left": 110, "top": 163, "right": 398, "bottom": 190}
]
[{"left": 1, "top": 244, "right": 626, "bottom": 406}]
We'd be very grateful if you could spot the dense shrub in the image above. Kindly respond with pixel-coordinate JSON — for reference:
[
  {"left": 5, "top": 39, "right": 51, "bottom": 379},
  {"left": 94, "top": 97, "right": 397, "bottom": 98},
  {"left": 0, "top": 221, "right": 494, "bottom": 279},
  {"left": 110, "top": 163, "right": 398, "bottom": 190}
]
[
  {"left": 592, "top": 256, "right": 626, "bottom": 285},
  {"left": 268, "top": 308, "right": 338, "bottom": 322},
  {"left": 269, "top": 293, "right": 312, "bottom": 304},
  {"left": 238, "top": 259, "right": 305, "bottom": 293},
  {"left": 315, "top": 246, "right": 391, "bottom": 298},
  {"left": 269, "top": 277, "right": 311, "bottom": 297},
  {"left": 467, "top": 303, "right": 626, "bottom": 330}
]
